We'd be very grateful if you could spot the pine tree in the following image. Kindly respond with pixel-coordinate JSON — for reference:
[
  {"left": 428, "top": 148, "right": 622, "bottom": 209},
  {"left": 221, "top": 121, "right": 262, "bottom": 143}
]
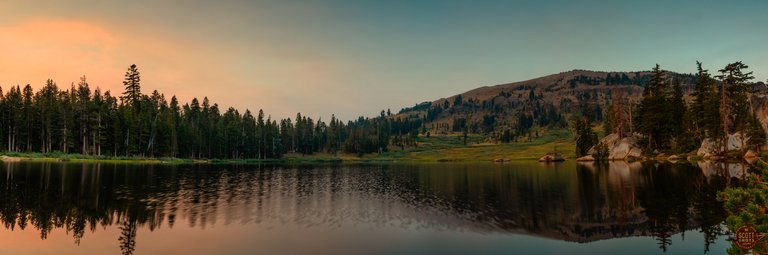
[
  {"left": 716, "top": 61, "right": 754, "bottom": 153},
  {"left": 257, "top": 109, "right": 265, "bottom": 158},
  {"left": 572, "top": 115, "right": 597, "bottom": 156},
  {"left": 668, "top": 79, "right": 686, "bottom": 142},
  {"left": 745, "top": 111, "right": 765, "bottom": 152},
  {"left": 92, "top": 88, "right": 105, "bottom": 156},
  {"left": 636, "top": 64, "right": 669, "bottom": 150},
  {"left": 76, "top": 76, "right": 92, "bottom": 154},
  {"left": 691, "top": 61, "right": 720, "bottom": 144},
  {"left": 20, "top": 84, "right": 34, "bottom": 152},
  {"left": 121, "top": 64, "right": 141, "bottom": 106},
  {"left": 5, "top": 86, "right": 22, "bottom": 151},
  {"left": 169, "top": 96, "right": 181, "bottom": 157},
  {"left": 35, "top": 79, "right": 59, "bottom": 153}
]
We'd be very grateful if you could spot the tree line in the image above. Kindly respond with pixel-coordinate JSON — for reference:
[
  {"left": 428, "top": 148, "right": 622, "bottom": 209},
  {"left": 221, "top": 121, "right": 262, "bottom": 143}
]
[
  {"left": 0, "top": 64, "right": 422, "bottom": 159},
  {"left": 574, "top": 61, "right": 766, "bottom": 157},
  {"left": 635, "top": 61, "right": 765, "bottom": 154}
]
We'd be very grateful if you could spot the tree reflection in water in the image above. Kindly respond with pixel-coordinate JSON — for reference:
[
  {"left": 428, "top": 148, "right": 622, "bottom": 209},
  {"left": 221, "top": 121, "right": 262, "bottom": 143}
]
[
  {"left": 119, "top": 221, "right": 136, "bottom": 255},
  {"left": 0, "top": 161, "right": 745, "bottom": 254}
]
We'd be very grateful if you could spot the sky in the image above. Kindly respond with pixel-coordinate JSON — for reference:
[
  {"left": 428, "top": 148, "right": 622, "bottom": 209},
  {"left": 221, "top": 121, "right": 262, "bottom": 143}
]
[{"left": 1, "top": 0, "right": 767, "bottom": 120}]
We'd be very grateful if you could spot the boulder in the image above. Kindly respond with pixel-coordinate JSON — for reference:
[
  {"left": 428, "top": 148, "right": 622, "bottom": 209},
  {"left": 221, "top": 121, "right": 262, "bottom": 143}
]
[
  {"left": 627, "top": 148, "right": 642, "bottom": 158},
  {"left": 750, "top": 94, "right": 768, "bottom": 142},
  {"left": 697, "top": 138, "right": 715, "bottom": 157},
  {"left": 609, "top": 139, "right": 631, "bottom": 160},
  {"left": 591, "top": 134, "right": 643, "bottom": 161},
  {"left": 698, "top": 133, "right": 747, "bottom": 157},
  {"left": 608, "top": 137, "right": 642, "bottom": 160},
  {"left": 576, "top": 155, "right": 595, "bottom": 161},
  {"left": 589, "top": 133, "right": 621, "bottom": 155},
  {"left": 538, "top": 153, "right": 564, "bottom": 162},
  {"left": 744, "top": 150, "right": 758, "bottom": 159}
]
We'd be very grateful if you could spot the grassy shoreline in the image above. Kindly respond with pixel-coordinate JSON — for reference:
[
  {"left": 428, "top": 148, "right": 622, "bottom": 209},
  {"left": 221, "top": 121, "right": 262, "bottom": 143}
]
[
  {"left": 0, "top": 129, "right": 578, "bottom": 164},
  {"left": 0, "top": 129, "right": 758, "bottom": 165}
]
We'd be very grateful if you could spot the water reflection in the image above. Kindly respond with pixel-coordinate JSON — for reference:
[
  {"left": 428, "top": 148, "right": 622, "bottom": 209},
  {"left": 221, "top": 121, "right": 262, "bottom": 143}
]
[{"left": 0, "top": 161, "right": 744, "bottom": 254}]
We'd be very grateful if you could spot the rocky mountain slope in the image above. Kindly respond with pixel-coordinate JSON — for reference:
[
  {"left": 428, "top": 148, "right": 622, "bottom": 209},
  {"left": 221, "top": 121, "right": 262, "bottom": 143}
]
[{"left": 396, "top": 69, "right": 698, "bottom": 138}]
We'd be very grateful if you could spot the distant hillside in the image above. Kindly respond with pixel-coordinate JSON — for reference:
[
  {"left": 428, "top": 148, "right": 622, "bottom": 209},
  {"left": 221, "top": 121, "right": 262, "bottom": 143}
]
[{"left": 395, "top": 69, "right": 698, "bottom": 140}]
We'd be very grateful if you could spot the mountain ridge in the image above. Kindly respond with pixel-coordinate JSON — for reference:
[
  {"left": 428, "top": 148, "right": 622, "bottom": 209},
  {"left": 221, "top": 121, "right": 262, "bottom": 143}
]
[
  {"left": 395, "top": 69, "right": 698, "bottom": 140},
  {"left": 428, "top": 69, "right": 681, "bottom": 105}
]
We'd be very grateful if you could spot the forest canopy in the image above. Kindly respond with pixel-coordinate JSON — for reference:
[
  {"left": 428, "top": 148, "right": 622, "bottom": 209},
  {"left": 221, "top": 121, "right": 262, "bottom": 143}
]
[{"left": 0, "top": 64, "right": 422, "bottom": 159}]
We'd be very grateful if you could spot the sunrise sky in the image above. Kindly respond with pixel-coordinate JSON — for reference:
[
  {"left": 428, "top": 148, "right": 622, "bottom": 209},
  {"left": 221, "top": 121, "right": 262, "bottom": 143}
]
[{"left": 1, "top": 0, "right": 767, "bottom": 120}]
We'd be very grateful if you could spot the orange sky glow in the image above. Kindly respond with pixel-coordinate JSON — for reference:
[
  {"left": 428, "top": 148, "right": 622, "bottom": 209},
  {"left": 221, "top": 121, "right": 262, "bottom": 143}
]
[
  {"left": 0, "top": 18, "right": 243, "bottom": 109},
  {"left": 0, "top": 14, "right": 352, "bottom": 119},
  {"left": 2, "top": 1, "right": 767, "bottom": 120}
]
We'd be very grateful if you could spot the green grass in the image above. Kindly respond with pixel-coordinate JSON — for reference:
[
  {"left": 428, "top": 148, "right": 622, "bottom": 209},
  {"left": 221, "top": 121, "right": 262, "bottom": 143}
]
[
  {"left": 0, "top": 151, "right": 351, "bottom": 164},
  {"left": 0, "top": 152, "right": 193, "bottom": 164},
  {"left": 355, "top": 128, "right": 576, "bottom": 162},
  {"left": 0, "top": 129, "right": 576, "bottom": 164},
  {"left": 214, "top": 129, "right": 577, "bottom": 163}
]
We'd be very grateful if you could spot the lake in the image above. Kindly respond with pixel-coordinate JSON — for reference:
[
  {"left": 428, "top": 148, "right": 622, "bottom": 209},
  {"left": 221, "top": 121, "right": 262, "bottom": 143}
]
[{"left": 0, "top": 161, "right": 748, "bottom": 255}]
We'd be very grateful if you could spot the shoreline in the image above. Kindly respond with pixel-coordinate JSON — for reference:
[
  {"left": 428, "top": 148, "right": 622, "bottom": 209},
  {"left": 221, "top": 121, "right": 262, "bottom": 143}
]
[
  {"left": 0, "top": 129, "right": 587, "bottom": 165},
  {"left": 0, "top": 152, "right": 757, "bottom": 165}
]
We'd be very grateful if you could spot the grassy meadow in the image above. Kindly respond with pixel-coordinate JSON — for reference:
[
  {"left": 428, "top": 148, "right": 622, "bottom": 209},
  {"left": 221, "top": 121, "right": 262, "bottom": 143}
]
[
  {"left": 0, "top": 128, "right": 577, "bottom": 163},
  {"left": 351, "top": 128, "right": 576, "bottom": 162}
]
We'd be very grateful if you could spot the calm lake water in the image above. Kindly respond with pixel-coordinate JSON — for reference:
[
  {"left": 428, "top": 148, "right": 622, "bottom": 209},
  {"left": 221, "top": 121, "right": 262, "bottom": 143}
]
[{"left": 0, "top": 161, "right": 748, "bottom": 255}]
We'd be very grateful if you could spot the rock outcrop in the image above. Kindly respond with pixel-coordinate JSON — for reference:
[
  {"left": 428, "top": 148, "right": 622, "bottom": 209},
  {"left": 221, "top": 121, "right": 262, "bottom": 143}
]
[
  {"left": 576, "top": 155, "right": 595, "bottom": 161},
  {"left": 589, "top": 133, "right": 643, "bottom": 161},
  {"left": 744, "top": 150, "right": 758, "bottom": 159},
  {"left": 627, "top": 148, "right": 642, "bottom": 158},
  {"left": 538, "top": 153, "right": 565, "bottom": 162},
  {"left": 751, "top": 94, "right": 768, "bottom": 141},
  {"left": 696, "top": 133, "right": 747, "bottom": 158}
]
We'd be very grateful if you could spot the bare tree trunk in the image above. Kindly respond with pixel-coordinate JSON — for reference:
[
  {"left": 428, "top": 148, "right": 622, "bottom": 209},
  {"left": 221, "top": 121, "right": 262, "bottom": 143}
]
[
  {"left": 721, "top": 79, "right": 728, "bottom": 155},
  {"left": 82, "top": 127, "right": 87, "bottom": 155},
  {"left": 628, "top": 100, "right": 633, "bottom": 134},
  {"left": 125, "top": 130, "right": 130, "bottom": 157},
  {"left": 40, "top": 128, "right": 45, "bottom": 153},
  {"left": 92, "top": 132, "right": 96, "bottom": 156},
  {"left": 147, "top": 114, "right": 159, "bottom": 157},
  {"left": 97, "top": 115, "right": 102, "bottom": 156},
  {"left": 63, "top": 124, "right": 68, "bottom": 154}
]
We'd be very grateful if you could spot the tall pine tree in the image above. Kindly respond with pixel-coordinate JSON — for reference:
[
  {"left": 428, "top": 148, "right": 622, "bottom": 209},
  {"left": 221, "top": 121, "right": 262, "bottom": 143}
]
[
  {"left": 121, "top": 64, "right": 141, "bottom": 106},
  {"left": 636, "top": 64, "right": 670, "bottom": 150}
]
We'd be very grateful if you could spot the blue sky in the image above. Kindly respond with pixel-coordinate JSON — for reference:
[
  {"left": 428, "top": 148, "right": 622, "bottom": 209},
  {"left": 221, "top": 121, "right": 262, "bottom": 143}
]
[{"left": 1, "top": 0, "right": 766, "bottom": 119}]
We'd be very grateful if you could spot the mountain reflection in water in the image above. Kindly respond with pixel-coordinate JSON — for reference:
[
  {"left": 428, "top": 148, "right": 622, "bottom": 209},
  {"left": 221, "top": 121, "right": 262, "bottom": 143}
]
[{"left": 0, "top": 161, "right": 746, "bottom": 255}]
